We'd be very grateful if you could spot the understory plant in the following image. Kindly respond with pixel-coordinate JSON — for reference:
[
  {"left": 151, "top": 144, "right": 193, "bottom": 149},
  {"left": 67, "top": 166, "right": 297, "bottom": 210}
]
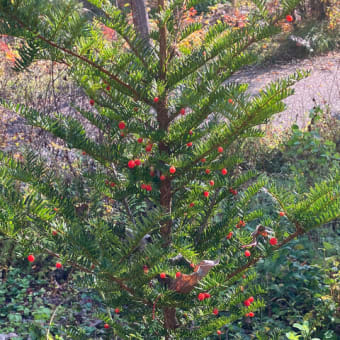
[{"left": 0, "top": 0, "right": 339, "bottom": 338}]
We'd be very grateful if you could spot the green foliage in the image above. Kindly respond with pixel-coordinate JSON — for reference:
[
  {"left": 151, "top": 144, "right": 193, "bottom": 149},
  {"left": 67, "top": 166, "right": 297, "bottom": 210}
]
[
  {"left": 0, "top": 0, "right": 339, "bottom": 338},
  {"left": 0, "top": 266, "right": 114, "bottom": 339}
]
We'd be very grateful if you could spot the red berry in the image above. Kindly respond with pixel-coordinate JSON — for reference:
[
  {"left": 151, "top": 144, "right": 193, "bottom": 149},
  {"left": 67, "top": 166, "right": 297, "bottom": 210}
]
[
  {"left": 134, "top": 159, "right": 141, "bottom": 166},
  {"left": 248, "top": 296, "right": 254, "bottom": 303},
  {"left": 56, "top": 262, "right": 62, "bottom": 269},
  {"left": 153, "top": 97, "right": 159, "bottom": 103},
  {"left": 228, "top": 98, "right": 233, "bottom": 104},
  {"left": 229, "top": 188, "right": 237, "bottom": 195},
  {"left": 279, "top": 211, "right": 285, "bottom": 217},
  {"left": 82, "top": 151, "right": 86, "bottom": 155},
  {"left": 244, "top": 250, "right": 251, "bottom": 257},
  {"left": 217, "top": 330, "right": 222, "bottom": 335},
  {"left": 145, "top": 144, "right": 153, "bottom": 152},
  {"left": 187, "top": 142, "right": 193, "bottom": 147},
  {"left": 209, "top": 180, "right": 214, "bottom": 186},
  {"left": 160, "top": 175, "right": 166, "bottom": 181},
  {"left": 242, "top": 275, "right": 246, "bottom": 279},
  {"left": 128, "top": 160, "right": 136, "bottom": 168},
  {"left": 248, "top": 312, "right": 255, "bottom": 317},
  {"left": 204, "top": 292, "right": 211, "bottom": 299},
  {"left": 52, "top": 230, "right": 58, "bottom": 236},
  {"left": 180, "top": 108, "right": 186, "bottom": 115},
  {"left": 145, "top": 184, "right": 152, "bottom": 191},
  {"left": 143, "top": 265, "right": 149, "bottom": 274},
  {"left": 106, "top": 85, "right": 111, "bottom": 91},
  {"left": 217, "top": 146, "right": 223, "bottom": 153},
  {"left": 269, "top": 237, "right": 278, "bottom": 246},
  {"left": 245, "top": 313, "right": 249, "bottom": 317},
  {"left": 237, "top": 220, "right": 245, "bottom": 228},
  {"left": 89, "top": 99, "right": 95, "bottom": 106},
  {"left": 104, "top": 323, "right": 110, "bottom": 329},
  {"left": 221, "top": 168, "right": 227, "bottom": 175},
  {"left": 213, "top": 308, "right": 219, "bottom": 315},
  {"left": 226, "top": 231, "right": 233, "bottom": 239},
  {"left": 201, "top": 158, "right": 206, "bottom": 163},
  {"left": 286, "top": 15, "right": 293, "bottom": 22},
  {"left": 205, "top": 169, "right": 210, "bottom": 174},
  {"left": 120, "top": 132, "right": 125, "bottom": 137},
  {"left": 115, "top": 308, "right": 120, "bottom": 314},
  {"left": 118, "top": 121, "right": 126, "bottom": 130},
  {"left": 169, "top": 166, "right": 176, "bottom": 174},
  {"left": 150, "top": 171, "right": 155, "bottom": 177},
  {"left": 198, "top": 293, "right": 205, "bottom": 301},
  {"left": 110, "top": 182, "right": 115, "bottom": 187},
  {"left": 141, "top": 184, "right": 146, "bottom": 189},
  {"left": 160, "top": 272, "right": 166, "bottom": 279},
  {"left": 189, "top": 202, "right": 195, "bottom": 207},
  {"left": 203, "top": 191, "right": 209, "bottom": 197},
  {"left": 244, "top": 299, "right": 251, "bottom": 307},
  {"left": 176, "top": 272, "right": 182, "bottom": 278},
  {"left": 188, "top": 130, "right": 193, "bottom": 135},
  {"left": 27, "top": 254, "right": 35, "bottom": 263},
  {"left": 137, "top": 137, "right": 143, "bottom": 143}
]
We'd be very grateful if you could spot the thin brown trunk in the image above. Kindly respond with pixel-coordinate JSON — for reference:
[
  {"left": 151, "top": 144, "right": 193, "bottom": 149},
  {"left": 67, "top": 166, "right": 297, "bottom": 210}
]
[
  {"left": 163, "top": 307, "right": 178, "bottom": 331},
  {"left": 130, "top": 0, "right": 150, "bottom": 45},
  {"left": 156, "top": 0, "right": 177, "bottom": 331},
  {"left": 160, "top": 175, "right": 172, "bottom": 246}
]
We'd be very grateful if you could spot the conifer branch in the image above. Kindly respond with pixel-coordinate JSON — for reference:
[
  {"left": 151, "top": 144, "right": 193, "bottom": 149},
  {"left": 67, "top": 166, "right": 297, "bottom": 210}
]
[
  {"left": 42, "top": 247, "right": 152, "bottom": 306},
  {"left": 178, "top": 75, "right": 305, "bottom": 175},
  {"left": 79, "top": 0, "right": 151, "bottom": 70},
  {"left": 226, "top": 229, "right": 304, "bottom": 281},
  {"left": 196, "top": 188, "right": 221, "bottom": 241},
  {"left": 9, "top": 15, "right": 150, "bottom": 104}
]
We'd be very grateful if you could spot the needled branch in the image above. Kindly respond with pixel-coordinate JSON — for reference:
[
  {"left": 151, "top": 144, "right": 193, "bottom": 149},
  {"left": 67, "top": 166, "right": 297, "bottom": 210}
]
[
  {"left": 195, "top": 188, "right": 221, "bottom": 243},
  {"left": 226, "top": 229, "right": 304, "bottom": 281},
  {"left": 9, "top": 14, "right": 151, "bottom": 104},
  {"left": 159, "top": 146, "right": 172, "bottom": 247}
]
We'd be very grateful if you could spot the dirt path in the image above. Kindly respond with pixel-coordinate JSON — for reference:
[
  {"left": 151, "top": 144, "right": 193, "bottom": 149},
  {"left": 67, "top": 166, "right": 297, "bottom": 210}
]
[{"left": 229, "top": 51, "right": 340, "bottom": 129}]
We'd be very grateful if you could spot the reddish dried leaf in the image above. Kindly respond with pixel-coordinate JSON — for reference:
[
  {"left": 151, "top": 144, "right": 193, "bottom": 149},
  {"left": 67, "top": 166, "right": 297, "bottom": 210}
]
[{"left": 170, "top": 259, "right": 219, "bottom": 293}]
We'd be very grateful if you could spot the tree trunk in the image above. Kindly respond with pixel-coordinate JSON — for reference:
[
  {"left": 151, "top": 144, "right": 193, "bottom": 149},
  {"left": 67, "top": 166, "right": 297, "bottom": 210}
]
[
  {"left": 163, "top": 307, "right": 178, "bottom": 331},
  {"left": 130, "top": 0, "right": 150, "bottom": 45},
  {"left": 307, "top": 0, "right": 328, "bottom": 20}
]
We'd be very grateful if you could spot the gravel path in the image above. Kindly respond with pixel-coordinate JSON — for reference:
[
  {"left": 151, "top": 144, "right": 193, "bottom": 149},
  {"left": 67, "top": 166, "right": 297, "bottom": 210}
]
[{"left": 229, "top": 51, "right": 340, "bottom": 129}]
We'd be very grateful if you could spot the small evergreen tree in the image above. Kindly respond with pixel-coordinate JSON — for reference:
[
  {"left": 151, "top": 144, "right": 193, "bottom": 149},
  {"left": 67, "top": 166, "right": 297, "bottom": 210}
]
[{"left": 0, "top": 0, "right": 339, "bottom": 338}]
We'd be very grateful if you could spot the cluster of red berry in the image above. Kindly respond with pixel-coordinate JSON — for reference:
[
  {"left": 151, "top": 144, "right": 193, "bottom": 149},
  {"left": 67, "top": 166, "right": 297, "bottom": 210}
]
[
  {"left": 105, "top": 179, "right": 115, "bottom": 187},
  {"left": 197, "top": 292, "right": 211, "bottom": 301},
  {"left": 141, "top": 183, "right": 152, "bottom": 191},
  {"left": 128, "top": 159, "right": 142, "bottom": 169},
  {"left": 236, "top": 220, "right": 246, "bottom": 228},
  {"left": 243, "top": 296, "right": 255, "bottom": 317},
  {"left": 229, "top": 188, "right": 238, "bottom": 195},
  {"left": 243, "top": 296, "right": 254, "bottom": 307}
]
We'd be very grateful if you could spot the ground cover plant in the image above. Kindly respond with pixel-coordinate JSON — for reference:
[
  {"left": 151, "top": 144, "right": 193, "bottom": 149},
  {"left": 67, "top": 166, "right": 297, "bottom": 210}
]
[{"left": 0, "top": 0, "right": 339, "bottom": 338}]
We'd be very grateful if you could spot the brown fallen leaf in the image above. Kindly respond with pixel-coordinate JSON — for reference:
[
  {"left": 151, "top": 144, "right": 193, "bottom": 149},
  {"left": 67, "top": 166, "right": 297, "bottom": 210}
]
[{"left": 169, "top": 259, "right": 219, "bottom": 293}]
